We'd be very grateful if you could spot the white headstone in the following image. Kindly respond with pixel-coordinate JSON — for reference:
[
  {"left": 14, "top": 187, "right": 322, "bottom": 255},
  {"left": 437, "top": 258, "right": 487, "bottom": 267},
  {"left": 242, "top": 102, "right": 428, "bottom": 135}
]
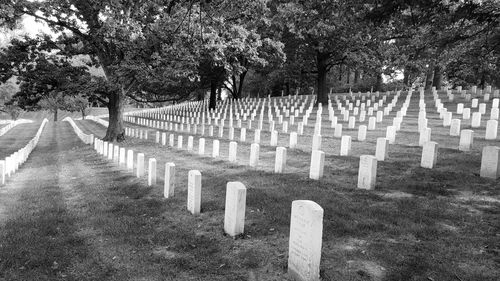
[
  {"left": 198, "top": 138, "right": 206, "bottom": 155},
  {"left": 357, "top": 155, "right": 377, "bottom": 190},
  {"left": 270, "top": 130, "right": 279, "bottom": 146},
  {"left": 334, "top": 124, "right": 343, "bottom": 138},
  {"left": 212, "top": 140, "right": 220, "bottom": 158},
  {"left": 421, "top": 141, "right": 438, "bottom": 169},
  {"left": 164, "top": 162, "right": 176, "bottom": 198},
  {"left": 419, "top": 127, "right": 431, "bottom": 147},
  {"left": 136, "top": 153, "right": 145, "bottom": 177},
  {"left": 288, "top": 200, "right": 323, "bottom": 281},
  {"left": 340, "top": 136, "right": 352, "bottom": 156},
  {"left": 309, "top": 150, "right": 325, "bottom": 180},
  {"left": 249, "top": 143, "right": 260, "bottom": 167},
  {"left": 459, "top": 130, "right": 474, "bottom": 151},
  {"left": 471, "top": 112, "right": 482, "bottom": 128},
  {"left": 228, "top": 141, "right": 238, "bottom": 162},
  {"left": 312, "top": 134, "right": 322, "bottom": 151},
  {"left": 275, "top": 147, "right": 287, "bottom": 173},
  {"left": 357, "top": 125, "right": 367, "bottom": 141},
  {"left": 368, "top": 117, "right": 376, "bottom": 130},
  {"left": 187, "top": 170, "right": 202, "bottom": 215},
  {"left": 450, "top": 119, "right": 461, "bottom": 136},
  {"left": 224, "top": 182, "right": 247, "bottom": 237},
  {"left": 480, "top": 146, "right": 500, "bottom": 179},
  {"left": 375, "top": 137, "right": 389, "bottom": 161},
  {"left": 485, "top": 120, "right": 498, "bottom": 140},
  {"left": 177, "top": 135, "right": 183, "bottom": 149},
  {"left": 127, "top": 150, "right": 134, "bottom": 171},
  {"left": 386, "top": 126, "right": 396, "bottom": 144},
  {"left": 187, "top": 136, "right": 194, "bottom": 151},
  {"left": 148, "top": 158, "right": 157, "bottom": 186},
  {"left": 289, "top": 132, "right": 298, "bottom": 149}
]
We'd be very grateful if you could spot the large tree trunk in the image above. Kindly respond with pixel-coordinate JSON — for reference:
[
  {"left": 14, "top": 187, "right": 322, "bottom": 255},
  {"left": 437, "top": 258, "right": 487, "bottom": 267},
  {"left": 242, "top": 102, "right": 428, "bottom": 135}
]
[
  {"left": 375, "top": 71, "right": 383, "bottom": 92},
  {"left": 403, "top": 66, "right": 410, "bottom": 86},
  {"left": 425, "top": 64, "right": 434, "bottom": 90},
  {"left": 104, "top": 90, "right": 125, "bottom": 142},
  {"left": 209, "top": 79, "right": 217, "bottom": 110},
  {"left": 316, "top": 51, "right": 329, "bottom": 106},
  {"left": 432, "top": 65, "right": 442, "bottom": 90},
  {"left": 354, "top": 69, "right": 360, "bottom": 84},
  {"left": 53, "top": 109, "right": 58, "bottom": 122}
]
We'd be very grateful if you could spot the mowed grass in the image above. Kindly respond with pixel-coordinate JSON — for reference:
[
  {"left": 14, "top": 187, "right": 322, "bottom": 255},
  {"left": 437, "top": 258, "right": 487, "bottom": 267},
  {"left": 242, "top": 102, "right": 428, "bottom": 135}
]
[{"left": 65, "top": 91, "right": 500, "bottom": 280}]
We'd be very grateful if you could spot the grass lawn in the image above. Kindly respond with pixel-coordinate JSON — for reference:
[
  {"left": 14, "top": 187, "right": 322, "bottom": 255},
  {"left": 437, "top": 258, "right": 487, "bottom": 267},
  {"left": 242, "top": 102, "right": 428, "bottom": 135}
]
[{"left": 65, "top": 90, "right": 500, "bottom": 280}]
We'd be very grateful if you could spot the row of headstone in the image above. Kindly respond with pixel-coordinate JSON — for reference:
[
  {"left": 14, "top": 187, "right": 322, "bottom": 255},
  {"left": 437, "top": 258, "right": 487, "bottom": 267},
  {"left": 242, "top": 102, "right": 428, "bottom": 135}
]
[{"left": 0, "top": 119, "right": 49, "bottom": 186}]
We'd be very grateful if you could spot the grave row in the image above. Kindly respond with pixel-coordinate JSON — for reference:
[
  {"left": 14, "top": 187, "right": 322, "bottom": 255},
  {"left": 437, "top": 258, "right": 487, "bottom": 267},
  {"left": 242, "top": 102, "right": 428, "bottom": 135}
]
[
  {"left": 0, "top": 119, "right": 49, "bottom": 186},
  {"left": 0, "top": 119, "right": 33, "bottom": 137},
  {"left": 67, "top": 118, "right": 326, "bottom": 281}
]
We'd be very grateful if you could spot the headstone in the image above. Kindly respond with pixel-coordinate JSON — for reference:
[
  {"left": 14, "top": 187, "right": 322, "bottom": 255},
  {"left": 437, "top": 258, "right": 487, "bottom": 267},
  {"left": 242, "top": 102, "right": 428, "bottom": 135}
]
[
  {"left": 161, "top": 132, "right": 167, "bottom": 145},
  {"left": 450, "top": 119, "right": 461, "bottom": 136},
  {"left": 421, "top": 141, "right": 438, "bottom": 169},
  {"left": 480, "top": 146, "right": 500, "bottom": 179},
  {"left": 463, "top": 108, "right": 471, "bottom": 119},
  {"left": 119, "top": 147, "right": 126, "bottom": 166},
  {"left": 187, "top": 170, "right": 202, "bottom": 215},
  {"left": 229, "top": 141, "right": 238, "bottom": 162},
  {"left": 240, "top": 128, "right": 246, "bottom": 142},
  {"left": 334, "top": 124, "right": 343, "bottom": 138},
  {"left": 148, "top": 158, "right": 157, "bottom": 186},
  {"left": 459, "top": 130, "right": 474, "bottom": 151},
  {"left": 357, "top": 125, "right": 367, "bottom": 141},
  {"left": 136, "top": 153, "right": 145, "bottom": 177},
  {"left": 274, "top": 146, "right": 286, "bottom": 174},
  {"left": 457, "top": 103, "right": 464, "bottom": 114},
  {"left": 289, "top": 132, "right": 298, "bottom": 149},
  {"left": 254, "top": 129, "right": 261, "bottom": 144},
  {"left": 177, "top": 135, "right": 183, "bottom": 149},
  {"left": 471, "top": 112, "right": 482, "bottom": 128},
  {"left": 309, "top": 150, "right": 325, "bottom": 180},
  {"left": 169, "top": 134, "right": 175, "bottom": 146},
  {"left": 375, "top": 137, "right": 389, "bottom": 161},
  {"left": 224, "top": 182, "right": 247, "bottom": 237},
  {"left": 270, "top": 130, "right": 278, "bottom": 146},
  {"left": 212, "top": 140, "right": 220, "bottom": 158},
  {"left": 0, "top": 160, "right": 4, "bottom": 185},
  {"left": 249, "top": 143, "right": 260, "bottom": 167},
  {"left": 187, "top": 136, "right": 194, "bottom": 151},
  {"left": 368, "top": 117, "right": 376, "bottom": 130},
  {"left": 288, "top": 200, "right": 323, "bottom": 281},
  {"left": 108, "top": 143, "right": 114, "bottom": 160},
  {"left": 357, "top": 155, "right": 377, "bottom": 190},
  {"left": 485, "top": 120, "right": 498, "bottom": 140},
  {"left": 164, "top": 162, "right": 176, "bottom": 198},
  {"left": 491, "top": 108, "right": 499, "bottom": 120},
  {"left": 386, "top": 126, "right": 396, "bottom": 144},
  {"left": 340, "top": 136, "right": 352, "bottom": 156},
  {"left": 419, "top": 127, "right": 431, "bottom": 147},
  {"left": 348, "top": 116, "right": 356, "bottom": 129},
  {"left": 312, "top": 134, "right": 322, "bottom": 151},
  {"left": 127, "top": 150, "right": 134, "bottom": 171},
  {"left": 198, "top": 138, "right": 206, "bottom": 155}
]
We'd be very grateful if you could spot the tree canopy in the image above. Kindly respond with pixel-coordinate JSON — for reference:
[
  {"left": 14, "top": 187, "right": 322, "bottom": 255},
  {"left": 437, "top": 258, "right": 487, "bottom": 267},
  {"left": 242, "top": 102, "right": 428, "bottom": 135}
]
[{"left": 0, "top": 0, "right": 498, "bottom": 140}]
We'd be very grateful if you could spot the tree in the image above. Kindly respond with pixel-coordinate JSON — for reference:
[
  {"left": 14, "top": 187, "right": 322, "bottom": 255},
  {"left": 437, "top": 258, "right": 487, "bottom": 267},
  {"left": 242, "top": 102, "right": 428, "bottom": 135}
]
[
  {"left": 2, "top": 1, "right": 205, "bottom": 141},
  {"left": 274, "top": 0, "right": 375, "bottom": 105}
]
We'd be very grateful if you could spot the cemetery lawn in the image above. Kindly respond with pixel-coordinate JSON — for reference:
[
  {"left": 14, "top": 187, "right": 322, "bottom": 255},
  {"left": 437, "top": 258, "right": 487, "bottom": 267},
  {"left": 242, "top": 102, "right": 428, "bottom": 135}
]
[
  {"left": 75, "top": 117, "right": 499, "bottom": 281},
  {"left": 0, "top": 117, "right": 498, "bottom": 280}
]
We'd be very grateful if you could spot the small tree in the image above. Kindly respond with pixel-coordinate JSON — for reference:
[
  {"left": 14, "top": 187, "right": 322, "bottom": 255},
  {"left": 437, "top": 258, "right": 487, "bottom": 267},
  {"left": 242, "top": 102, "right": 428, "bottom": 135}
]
[
  {"left": 64, "top": 95, "right": 90, "bottom": 119},
  {"left": 38, "top": 90, "right": 66, "bottom": 121}
]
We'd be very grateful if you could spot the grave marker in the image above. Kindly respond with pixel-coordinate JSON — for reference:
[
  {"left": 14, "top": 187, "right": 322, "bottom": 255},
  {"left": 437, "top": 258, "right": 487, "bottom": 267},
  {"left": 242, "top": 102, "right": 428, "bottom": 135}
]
[
  {"left": 357, "top": 155, "right": 377, "bottom": 190},
  {"left": 187, "top": 170, "right": 202, "bottom": 215},
  {"left": 288, "top": 200, "right": 323, "bottom": 281},
  {"left": 224, "top": 182, "right": 247, "bottom": 237},
  {"left": 164, "top": 163, "right": 176, "bottom": 198}
]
